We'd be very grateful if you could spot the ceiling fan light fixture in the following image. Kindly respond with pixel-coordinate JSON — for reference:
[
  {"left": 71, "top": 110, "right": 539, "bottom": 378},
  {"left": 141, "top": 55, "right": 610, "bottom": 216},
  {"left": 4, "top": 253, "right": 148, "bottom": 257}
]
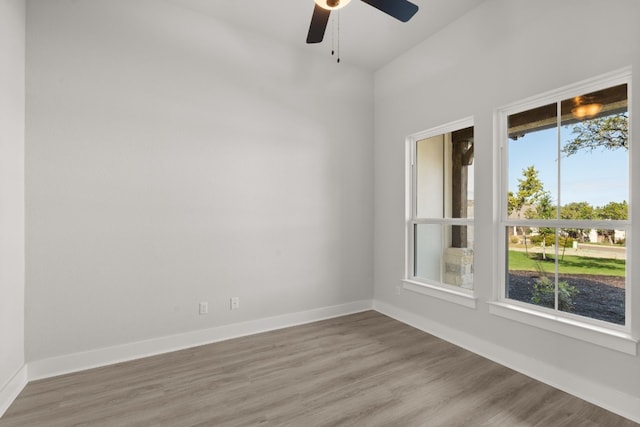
[
  {"left": 314, "top": 0, "right": 351, "bottom": 11},
  {"left": 571, "top": 96, "right": 603, "bottom": 120}
]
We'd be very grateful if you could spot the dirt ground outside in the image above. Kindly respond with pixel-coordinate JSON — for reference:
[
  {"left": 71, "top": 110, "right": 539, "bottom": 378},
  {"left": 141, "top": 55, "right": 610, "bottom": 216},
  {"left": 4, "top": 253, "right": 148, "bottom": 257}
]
[{"left": 507, "top": 271, "right": 625, "bottom": 325}]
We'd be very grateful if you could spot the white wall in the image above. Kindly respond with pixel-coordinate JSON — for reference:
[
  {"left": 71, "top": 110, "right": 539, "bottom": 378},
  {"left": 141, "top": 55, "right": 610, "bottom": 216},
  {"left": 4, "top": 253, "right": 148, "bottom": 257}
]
[
  {"left": 25, "top": 0, "right": 373, "bottom": 362},
  {"left": 0, "top": 0, "right": 26, "bottom": 410},
  {"left": 374, "top": 0, "right": 640, "bottom": 421}
]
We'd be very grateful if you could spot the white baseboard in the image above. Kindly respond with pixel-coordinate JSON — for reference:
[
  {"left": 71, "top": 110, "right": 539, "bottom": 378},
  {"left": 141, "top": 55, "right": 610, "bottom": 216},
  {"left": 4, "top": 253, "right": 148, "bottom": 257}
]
[
  {"left": 373, "top": 300, "right": 640, "bottom": 424},
  {"left": 28, "top": 299, "right": 373, "bottom": 382},
  {"left": 0, "top": 365, "right": 28, "bottom": 419}
]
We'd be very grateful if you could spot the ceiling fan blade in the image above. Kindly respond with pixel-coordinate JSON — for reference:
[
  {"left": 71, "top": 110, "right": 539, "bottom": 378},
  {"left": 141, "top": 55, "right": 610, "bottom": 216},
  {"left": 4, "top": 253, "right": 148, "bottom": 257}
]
[
  {"left": 307, "top": 4, "right": 331, "bottom": 43},
  {"left": 360, "top": 0, "right": 418, "bottom": 22}
]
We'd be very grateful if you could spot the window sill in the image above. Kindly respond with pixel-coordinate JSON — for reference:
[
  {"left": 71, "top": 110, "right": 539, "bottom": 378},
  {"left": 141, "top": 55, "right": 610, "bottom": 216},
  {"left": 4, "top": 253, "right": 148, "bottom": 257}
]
[
  {"left": 487, "top": 300, "right": 637, "bottom": 355},
  {"left": 402, "top": 280, "right": 477, "bottom": 309}
]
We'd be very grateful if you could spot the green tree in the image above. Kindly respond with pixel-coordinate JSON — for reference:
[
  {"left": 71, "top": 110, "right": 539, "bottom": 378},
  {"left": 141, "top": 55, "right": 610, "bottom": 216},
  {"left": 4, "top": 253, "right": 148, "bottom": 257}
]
[
  {"left": 561, "top": 201, "right": 595, "bottom": 221},
  {"left": 563, "top": 113, "right": 628, "bottom": 156},
  {"left": 527, "top": 192, "right": 555, "bottom": 260},
  {"left": 530, "top": 262, "right": 578, "bottom": 312},
  {"left": 514, "top": 166, "right": 546, "bottom": 211},
  {"left": 509, "top": 166, "right": 547, "bottom": 255},
  {"left": 596, "top": 200, "right": 628, "bottom": 244},
  {"left": 531, "top": 276, "right": 578, "bottom": 312},
  {"left": 562, "top": 112, "right": 628, "bottom": 246},
  {"left": 560, "top": 201, "right": 595, "bottom": 243},
  {"left": 597, "top": 200, "right": 628, "bottom": 220}
]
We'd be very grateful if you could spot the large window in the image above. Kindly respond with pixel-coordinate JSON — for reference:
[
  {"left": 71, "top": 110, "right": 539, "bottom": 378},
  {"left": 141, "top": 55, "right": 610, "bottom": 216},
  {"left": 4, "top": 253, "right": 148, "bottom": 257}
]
[
  {"left": 404, "top": 118, "right": 475, "bottom": 307},
  {"left": 493, "top": 69, "right": 635, "bottom": 352}
]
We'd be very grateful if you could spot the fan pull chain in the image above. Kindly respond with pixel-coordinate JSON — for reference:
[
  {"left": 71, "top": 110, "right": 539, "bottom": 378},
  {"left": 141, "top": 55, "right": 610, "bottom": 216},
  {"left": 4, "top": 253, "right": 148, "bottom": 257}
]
[
  {"left": 336, "top": 11, "right": 340, "bottom": 63},
  {"left": 329, "top": 12, "right": 340, "bottom": 64},
  {"left": 331, "top": 13, "right": 335, "bottom": 56}
]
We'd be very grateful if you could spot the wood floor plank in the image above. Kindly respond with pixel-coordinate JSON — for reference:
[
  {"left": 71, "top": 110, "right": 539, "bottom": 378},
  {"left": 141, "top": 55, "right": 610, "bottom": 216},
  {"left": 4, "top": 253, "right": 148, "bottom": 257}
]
[{"left": 1, "top": 311, "right": 637, "bottom": 426}]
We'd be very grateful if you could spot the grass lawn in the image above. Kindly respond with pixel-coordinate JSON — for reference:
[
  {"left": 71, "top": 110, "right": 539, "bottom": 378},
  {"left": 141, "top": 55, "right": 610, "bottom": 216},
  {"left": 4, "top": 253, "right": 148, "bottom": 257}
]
[{"left": 508, "top": 250, "right": 626, "bottom": 277}]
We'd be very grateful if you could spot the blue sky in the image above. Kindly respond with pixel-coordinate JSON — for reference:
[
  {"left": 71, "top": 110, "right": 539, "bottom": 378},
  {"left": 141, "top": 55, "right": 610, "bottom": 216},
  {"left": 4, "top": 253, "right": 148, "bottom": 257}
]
[{"left": 508, "top": 125, "right": 628, "bottom": 208}]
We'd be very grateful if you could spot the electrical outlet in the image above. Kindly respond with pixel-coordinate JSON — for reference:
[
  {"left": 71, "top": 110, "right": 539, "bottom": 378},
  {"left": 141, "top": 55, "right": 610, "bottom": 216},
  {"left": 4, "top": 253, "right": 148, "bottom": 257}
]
[
  {"left": 395, "top": 284, "right": 402, "bottom": 295},
  {"left": 230, "top": 297, "right": 240, "bottom": 310},
  {"left": 199, "top": 302, "right": 208, "bottom": 315}
]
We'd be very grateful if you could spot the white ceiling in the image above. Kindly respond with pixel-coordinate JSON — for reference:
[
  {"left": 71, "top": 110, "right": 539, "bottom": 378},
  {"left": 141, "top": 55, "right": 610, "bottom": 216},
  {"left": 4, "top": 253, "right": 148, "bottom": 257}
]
[{"left": 168, "top": 0, "right": 486, "bottom": 70}]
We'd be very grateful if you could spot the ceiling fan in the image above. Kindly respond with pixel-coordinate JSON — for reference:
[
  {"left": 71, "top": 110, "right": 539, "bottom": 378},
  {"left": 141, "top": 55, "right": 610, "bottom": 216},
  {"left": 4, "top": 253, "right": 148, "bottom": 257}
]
[{"left": 306, "top": 0, "right": 419, "bottom": 44}]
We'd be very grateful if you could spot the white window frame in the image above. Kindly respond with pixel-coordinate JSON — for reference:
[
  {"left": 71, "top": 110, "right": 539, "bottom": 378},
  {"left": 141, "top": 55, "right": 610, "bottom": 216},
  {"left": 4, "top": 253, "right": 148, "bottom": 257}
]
[
  {"left": 403, "top": 117, "right": 477, "bottom": 309},
  {"left": 489, "top": 67, "right": 638, "bottom": 355}
]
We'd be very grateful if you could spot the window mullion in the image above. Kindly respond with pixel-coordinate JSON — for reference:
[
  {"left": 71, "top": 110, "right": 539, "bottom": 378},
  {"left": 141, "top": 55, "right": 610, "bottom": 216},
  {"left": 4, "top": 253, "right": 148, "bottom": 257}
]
[{"left": 555, "top": 100, "right": 561, "bottom": 311}]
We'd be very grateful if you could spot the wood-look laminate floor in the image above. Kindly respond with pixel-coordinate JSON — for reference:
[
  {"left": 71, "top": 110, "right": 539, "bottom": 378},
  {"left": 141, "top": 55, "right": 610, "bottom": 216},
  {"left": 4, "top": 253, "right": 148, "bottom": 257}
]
[{"left": 1, "top": 311, "right": 637, "bottom": 427}]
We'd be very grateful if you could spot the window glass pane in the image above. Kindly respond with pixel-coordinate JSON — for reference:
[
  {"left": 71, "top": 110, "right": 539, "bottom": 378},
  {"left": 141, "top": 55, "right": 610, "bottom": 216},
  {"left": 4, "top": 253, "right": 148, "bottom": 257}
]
[
  {"left": 416, "top": 136, "right": 444, "bottom": 218},
  {"left": 507, "top": 104, "right": 558, "bottom": 221},
  {"left": 451, "top": 127, "right": 474, "bottom": 220},
  {"left": 557, "top": 228, "right": 626, "bottom": 325},
  {"left": 443, "top": 225, "right": 473, "bottom": 289},
  {"left": 506, "top": 226, "right": 558, "bottom": 309},
  {"left": 414, "top": 223, "right": 442, "bottom": 282},
  {"left": 506, "top": 224, "right": 627, "bottom": 325},
  {"left": 416, "top": 127, "right": 474, "bottom": 219},
  {"left": 559, "top": 84, "right": 628, "bottom": 220}
]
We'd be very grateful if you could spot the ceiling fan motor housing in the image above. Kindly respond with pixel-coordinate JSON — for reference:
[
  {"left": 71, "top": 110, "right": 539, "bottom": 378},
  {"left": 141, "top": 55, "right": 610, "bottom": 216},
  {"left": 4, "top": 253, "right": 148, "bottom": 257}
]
[{"left": 314, "top": 0, "right": 351, "bottom": 10}]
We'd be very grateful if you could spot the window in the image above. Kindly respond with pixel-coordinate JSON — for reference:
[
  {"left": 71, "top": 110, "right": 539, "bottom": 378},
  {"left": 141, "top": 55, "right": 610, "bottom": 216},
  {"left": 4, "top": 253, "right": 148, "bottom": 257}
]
[
  {"left": 491, "top": 69, "right": 636, "bottom": 354},
  {"left": 404, "top": 118, "right": 476, "bottom": 308}
]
